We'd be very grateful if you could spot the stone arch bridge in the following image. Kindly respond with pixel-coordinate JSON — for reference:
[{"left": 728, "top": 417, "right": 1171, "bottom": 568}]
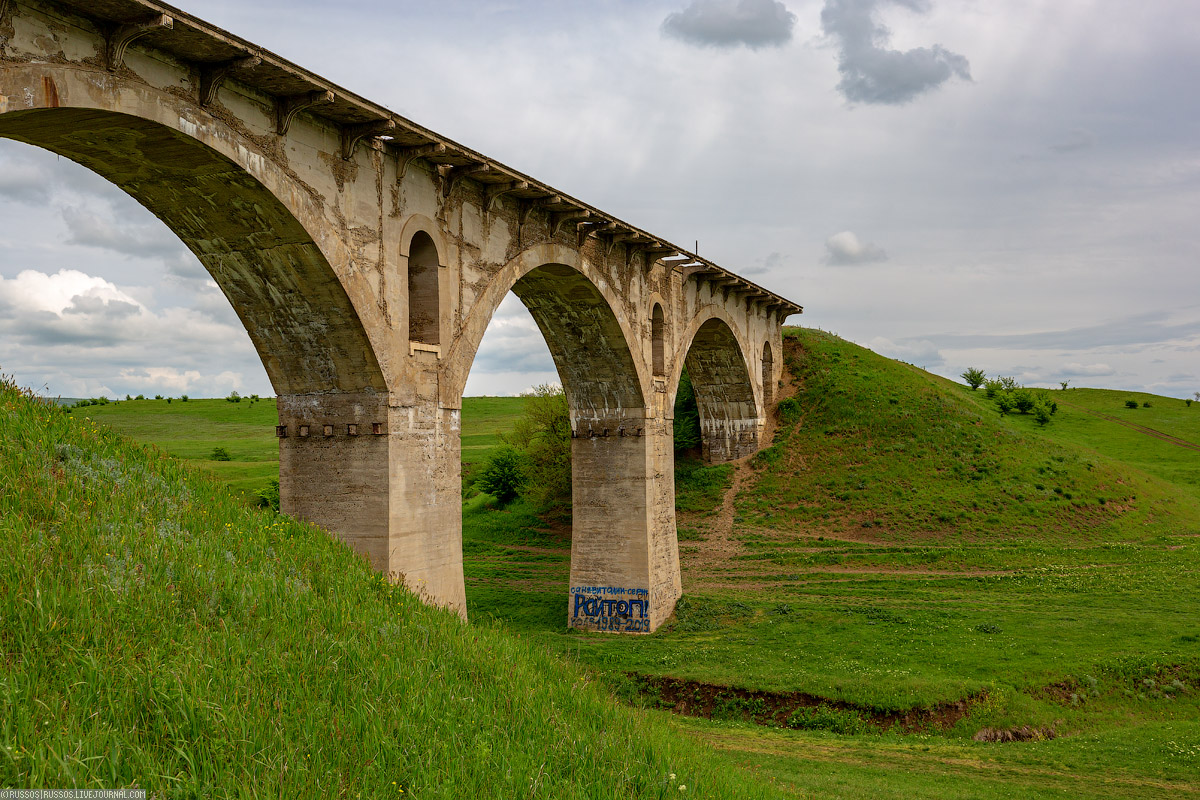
[{"left": 0, "top": 0, "right": 801, "bottom": 633}]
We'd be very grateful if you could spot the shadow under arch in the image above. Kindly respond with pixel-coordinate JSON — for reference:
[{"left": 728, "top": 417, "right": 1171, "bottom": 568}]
[
  {"left": 674, "top": 312, "right": 760, "bottom": 463},
  {"left": 0, "top": 106, "right": 386, "bottom": 396}
]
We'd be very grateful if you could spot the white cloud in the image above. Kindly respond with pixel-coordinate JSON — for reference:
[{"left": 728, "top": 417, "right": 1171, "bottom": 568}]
[{"left": 824, "top": 231, "right": 888, "bottom": 265}]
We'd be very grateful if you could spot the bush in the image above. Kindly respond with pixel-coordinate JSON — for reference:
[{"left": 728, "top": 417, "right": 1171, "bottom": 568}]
[
  {"left": 1033, "top": 404, "right": 1052, "bottom": 426},
  {"left": 181, "top": 395, "right": 188, "bottom": 402},
  {"left": 1012, "top": 388, "right": 1035, "bottom": 414},
  {"left": 1187, "top": 399, "right": 1193, "bottom": 407},
  {"left": 1125, "top": 400, "right": 1139, "bottom": 409},
  {"left": 995, "top": 393, "right": 1014, "bottom": 416},
  {"left": 476, "top": 446, "right": 526, "bottom": 504},
  {"left": 786, "top": 705, "right": 868, "bottom": 735},
  {"left": 960, "top": 367, "right": 986, "bottom": 390},
  {"left": 777, "top": 396, "right": 802, "bottom": 425},
  {"left": 226, "top": 391, "right": 241, "bottom": 403},
  {"left": 210, "top": 446, "right": 232, "bottom": 462},
  {"left": 502, "top": 385, "right": 571, "bottom": 510},
  {"left": 135, "top": 394, "right": 145, "bottom": 400},
  {"left": 255, "top": 478, "right": 280, "bottom": 512},
  {"left": 1142, "top": 401, "right": 1151, "bottom": 408},
  {"left": 154, "top": 394, "right": 162, "bottom": 400},
  {"left": 983, "top": 379, "right": 1001, "bottom": 399},
  {"left": 673, "top": 369, "right": 701, "bottom": 452}
]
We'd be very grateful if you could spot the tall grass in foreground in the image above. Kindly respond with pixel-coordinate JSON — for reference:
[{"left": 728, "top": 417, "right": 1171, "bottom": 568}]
[{"left": 0, "top": 379, "right": 771, "bottom": 798}]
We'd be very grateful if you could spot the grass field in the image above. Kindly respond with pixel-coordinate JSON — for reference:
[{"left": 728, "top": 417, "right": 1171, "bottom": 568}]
[
  {"left": 41, "top": 329, "right": 1200, "bottom": 797},
  {"left": 457, "top": 328, "right": 1200, "bottom": 796},
  {"left": 1, "top": 378, "right": 779, "bottom": 798},
  {"left": 73, "top": 395, "right": 529, "bottom": 501}
]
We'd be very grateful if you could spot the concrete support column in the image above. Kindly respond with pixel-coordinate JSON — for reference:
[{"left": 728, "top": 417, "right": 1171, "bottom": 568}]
[
  {"left": 278, "top": 391, "right": 466, "bottom": 619},
  {"left": 385, "top": 399, "right": 467, "bottom": 617},
  {"left": 700, "top": 415, "right": 762, "bottom": 463},
  {"left": 568, "top": 410, "right": 681, "bottom": 633},
  {"left": 278, "top": 392, "right": 392, "bottom": 570}
]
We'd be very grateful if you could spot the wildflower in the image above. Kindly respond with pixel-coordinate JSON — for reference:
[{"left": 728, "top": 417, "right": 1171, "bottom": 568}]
[{"left": 679, "top": 786, "right": 686, "bottom": 792}]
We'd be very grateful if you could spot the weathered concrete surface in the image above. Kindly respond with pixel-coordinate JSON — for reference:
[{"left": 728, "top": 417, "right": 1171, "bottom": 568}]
[{"left": 0, "top": 0, "right": 801, "bottom": 632}]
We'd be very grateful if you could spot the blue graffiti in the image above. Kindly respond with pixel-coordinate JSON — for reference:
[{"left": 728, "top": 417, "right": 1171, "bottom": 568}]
[{"left": 570, "top": 586, "right": 650, "bottom": 632}]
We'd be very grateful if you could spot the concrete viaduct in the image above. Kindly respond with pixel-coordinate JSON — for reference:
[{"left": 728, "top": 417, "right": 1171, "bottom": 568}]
[{"left": 0, "top": 0, "right": 802, "bottom": 633}]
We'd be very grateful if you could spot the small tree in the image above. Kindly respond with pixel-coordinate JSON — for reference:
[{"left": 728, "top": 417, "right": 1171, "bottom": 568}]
[
  {"left": 477, "top": 446, "right": 525, "bottom": 504},
  {"left": 211, "top": 446, "right": 232, "bottom": 461},
  {"left": 1187, "top": 399, "right": 1193, "bottom": 407},
  {"left": 181, "top": 395, "right": 189, "bottom": 402},
  {"left": 1125, "top": 399, "right": 1139, "bottom": 409},
  {"left": 960, "top": 367, "right": 986, "bottom": 390},
  {"left": 996, "top": 394, "right": 1014, "bottom": 415},
  {"left": 1012, "top": 388, "right": 1035, "bottom": 414},
  {"left": 1059, "top": 380, "right": 1069, "bottom": 391},
  {"left": 1033, "top": 403, "right": 1052, "bottom": 426},
  {"left": 983, "top": 379, "right": 1002, "bottom": 399},
  {"left": 503, "top": 384, "right": 571, "bottom": 511}
]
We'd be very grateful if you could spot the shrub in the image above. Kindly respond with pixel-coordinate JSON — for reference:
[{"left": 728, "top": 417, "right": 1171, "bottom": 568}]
[
  {"left": 995, "top": 393, "right": 1014, "bottom": 416},
  {"left": 210, "top": 446, "right": 232, "bottom": 462},
  {"left": 960, "top": 367, "right": 986, "bottom": 390},
  {"left": 226, "top": 391, "right": 241, "bottom": 403},
  {"left": 181, "top": 395, "right": 188, "bottom": 402},
  {"left": 983, "top": 379, "right": 1001, "bottom": 399},
  {"left": 1012, "top": 388, "right": 1035, "bottom": 414},
  {"left": 673, "top": 369, "right": 701, "bottom": 452},
  {"left": 1125, "top": 400, "right": 1139, "bottom": 409},
  {"left": 777, "top": 396, "right": 802, "bottom": 425},
  {"left": 255, "top": 478, "right": 280, "bottom": 512},
  {"left": 1187, "top": 399, "right": 1193, "bottom": 407},
  {"left": 786, "top": 705, "right": 868, "bottom": 735},
  {"left": 125, "top": 394, "right": 132, "bottom": 401},
  {"left": 999, "top": 376, "right": 1018, "bottom": 391},
  {"left": 154, "top": 394, "right": 162, "bottom": 400},
  {"left": 1033, "top": 404, "right": 1052, "bottom": 426},
  {"left": 1142, "top": 401, "right": 1151, "bottom": 408},
  {"left": 1060, "top": 380, "right": 1069, "bottom": 390},
  {"left": 476, "top": 446, "right": 526, "bottom": 504},
  {"left": 135, "top": 394, "right": 145, "bottom": 400},
  {"left": 502, "top": 385, "right": 571, "bottom": 511}
]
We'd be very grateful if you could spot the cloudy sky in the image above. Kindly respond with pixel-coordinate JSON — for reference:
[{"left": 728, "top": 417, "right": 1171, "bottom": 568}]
[{"left": 2, "top": 0, "right": 1198, "bottom": 399}]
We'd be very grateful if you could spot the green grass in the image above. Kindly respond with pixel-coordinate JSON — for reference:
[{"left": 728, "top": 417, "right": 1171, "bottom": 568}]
[
  {"left": 960, "top": 386, "right": 1200, "bottom": 503},
  {"left": 33, "top": 331, "right": 1200, "bottom": 797},
  {"left": 456, "top": 328, "right": 1200, "bottom": 796},
  {"left": 67, "top": 398, "right": 280, "bottom": 500},
  {"left": 0, "top": 379, "right": 777, "bottom": 798},
  {"left": 77, "top": 396, "right": 529, "bottom": 501}
]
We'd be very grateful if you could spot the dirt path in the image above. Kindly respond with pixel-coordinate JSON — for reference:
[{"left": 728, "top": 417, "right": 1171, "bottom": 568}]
[{"left": 683, "top": 353, "right": 802, "bottom": 577}]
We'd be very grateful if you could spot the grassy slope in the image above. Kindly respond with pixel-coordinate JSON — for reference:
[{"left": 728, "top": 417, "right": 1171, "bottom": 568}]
[
  {"left": 466, "top": 328, "right": 1200, "bottom": 796},
  {"left": 0, "top": 382, "right": 774, "bottom": 798},
  {"left": 979, "top": 387, "right": 1200, "bottom": 503}
]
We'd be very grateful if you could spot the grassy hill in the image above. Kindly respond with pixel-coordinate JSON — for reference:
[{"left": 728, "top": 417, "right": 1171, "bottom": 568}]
[
  {"left": 0, "top": 378, "right": 774, "bottom": 798},
  {"left": 462, "top": 328, "right": 1200, "bottom": 797},
  {"left": 27, "top": 329, "right": 1200, "bottom": 797}
]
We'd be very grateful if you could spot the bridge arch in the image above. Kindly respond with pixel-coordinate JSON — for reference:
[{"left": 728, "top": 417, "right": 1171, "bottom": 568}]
[
  {"left": 0, "top": 65, "right": 387, "bottom": 395},
  {"left": 673, "top": 307, "right": 761, "bottom": 463},
  {"left": 443, "top": 242, "right": 648, "bottom": 410}
]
